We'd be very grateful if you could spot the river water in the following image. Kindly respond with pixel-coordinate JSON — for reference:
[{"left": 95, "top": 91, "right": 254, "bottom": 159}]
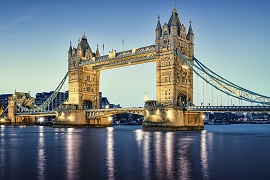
[{"left": 1, "top": 124, "right": 270, "bottom": 180}]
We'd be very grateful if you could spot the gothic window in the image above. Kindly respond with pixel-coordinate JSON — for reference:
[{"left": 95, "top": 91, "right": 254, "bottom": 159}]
[
  {"left": 87, "top": 87, "right": 91, "bottom": 92},
  {"left": 87, "top": 75, "right": 90, "bottom": 82}
]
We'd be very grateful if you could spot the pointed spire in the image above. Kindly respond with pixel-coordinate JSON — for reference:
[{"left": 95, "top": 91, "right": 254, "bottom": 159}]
[
  {"left": 156, "top": 15, "right": 161, "bottom": 30},
  {"left": 173, "top": 5, "right": 177, "bottom": 14},
  {"left": 188, "top": 20, "right": 194, "bottom": 34},
  {"left": 68, "top": 41, "right": 72, "bottom": 52},
  {"left": 168, "top": 6, "right": 181, "bottom": 28},
  {"left": 95, "top": 44, "right": 100, "bottom": 57}
]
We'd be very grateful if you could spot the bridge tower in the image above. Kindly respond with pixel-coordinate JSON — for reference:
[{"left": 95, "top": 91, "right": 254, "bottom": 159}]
[
  {"left": 143, "top": 7, "right": 203, "bottom": 130},
  {"left": 68, "top": 34, "right": 100, "bottom": 109}
]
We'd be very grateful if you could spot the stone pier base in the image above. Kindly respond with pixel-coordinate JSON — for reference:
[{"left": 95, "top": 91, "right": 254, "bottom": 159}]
[
  {"left": 142, "top": 107, "right": 204, "bottom": 131},
  {"left": 53, "top": 109, "right": 112, "bottom": 127}
]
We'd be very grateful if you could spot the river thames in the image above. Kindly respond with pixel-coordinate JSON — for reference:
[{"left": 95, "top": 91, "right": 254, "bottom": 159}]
[{"left": 1, "top": 124, "right": 270, "bottom": 180}]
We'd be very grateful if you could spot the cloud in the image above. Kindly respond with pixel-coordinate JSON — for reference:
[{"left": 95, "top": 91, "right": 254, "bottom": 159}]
[{"left": 0, "top": 15, "right": 32, "bottom": 30}]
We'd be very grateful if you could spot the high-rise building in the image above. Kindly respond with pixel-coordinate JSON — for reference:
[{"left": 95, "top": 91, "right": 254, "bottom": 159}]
[{"left": 35, "top": 91, "right": 68, "bottom": 111}]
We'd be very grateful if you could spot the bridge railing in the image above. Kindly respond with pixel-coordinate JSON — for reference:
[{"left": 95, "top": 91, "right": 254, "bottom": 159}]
[
  {"left": 79, "top": 45, "right": 156, "bottom": 66},
  {"left": 188, "top": 105, "right": 270, "bottom": 112}
]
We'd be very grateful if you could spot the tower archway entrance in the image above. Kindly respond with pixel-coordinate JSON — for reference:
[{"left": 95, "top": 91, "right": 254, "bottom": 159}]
[
  {"left": 177, "top": 93, "right": 187, "bottom": 107},
  {"left": 82, "top": 100, "right": 92, "bottom": 109}
]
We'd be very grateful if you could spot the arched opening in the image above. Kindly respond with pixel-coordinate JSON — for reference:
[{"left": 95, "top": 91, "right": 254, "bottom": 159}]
[
  {"left": 82, "top": 100, "right": 92, "bottom": 109},
  {"left": 177, "top": 93, "right": 187, "bottom": 107}
]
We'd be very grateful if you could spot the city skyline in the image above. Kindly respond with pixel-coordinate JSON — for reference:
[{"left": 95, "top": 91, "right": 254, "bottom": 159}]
[{"left": 1, "top": 0, "right": 270, "bottom": 107}]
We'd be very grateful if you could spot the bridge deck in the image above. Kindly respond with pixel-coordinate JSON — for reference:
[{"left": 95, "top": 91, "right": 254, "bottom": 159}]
[{"left": 188, "top": 106, "right": 270, "bottom": 112}]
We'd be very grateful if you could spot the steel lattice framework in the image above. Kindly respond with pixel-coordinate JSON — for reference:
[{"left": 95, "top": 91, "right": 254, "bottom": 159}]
[
  {"left": 15, "top": 72, "right": 68, "bottom": 113},
  {"left": 176, "top": 50, "right": 270, "bottom": 105}
]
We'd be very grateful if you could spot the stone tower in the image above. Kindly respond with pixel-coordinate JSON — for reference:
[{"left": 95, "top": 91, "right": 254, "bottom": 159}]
[
  {"left": 68, "top": 33, "right": 100, "bottom": 109},
  {"left": 143, "top": 7, "right": 203, "bottom": 130},
  {"left": 156, "top": 6, "right": 194, "bottom": 108}
]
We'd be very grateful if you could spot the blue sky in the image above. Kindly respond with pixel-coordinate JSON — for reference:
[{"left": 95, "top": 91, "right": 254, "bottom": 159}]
[{"left": 1, "top": 0, "right": 270, "bottom": 107}]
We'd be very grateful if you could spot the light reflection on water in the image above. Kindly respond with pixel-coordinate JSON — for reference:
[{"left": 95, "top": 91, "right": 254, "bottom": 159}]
[
  {"left": 165, "top": 132, "right": 174, "bottom": 178},
  {"left": 143, "top": 132, "right": 151, "bottom": 179},
  {"left": 106, "top": 127, "right": 115, "bottom": 180},
  {"left": 1, "top": 125, "right": 270, "bottom": 179},
  {"left": 37, "top": 126, "right": 46, "bottom": 180},
  {"left": 0, "top": 126, "right": 6, "bottom": 176},
  {"left": 66, "top": 128, "right": 79, "bottom": 180},
  {"left": 178, "top": 136, "right": 193, "bottom": 180},
  {"left": 154, "top": 132, "right": 162, "bottom": 178}
]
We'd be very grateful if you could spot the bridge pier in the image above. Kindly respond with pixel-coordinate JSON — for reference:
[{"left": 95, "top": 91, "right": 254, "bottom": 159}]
[
  {"left": 143, "top": 106, "right": 204, "bottom": 131},
  {"left": 53, "top": 104, "right": 113, "bottom": 127}
]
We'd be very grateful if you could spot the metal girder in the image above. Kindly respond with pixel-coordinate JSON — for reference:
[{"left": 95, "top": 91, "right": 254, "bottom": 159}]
[
  {"left": 188, "top": 105, "right": 270, "bottom": 112},
  {"left": 176, "top": 50, "right": 270, "bottom": 105},
  {"left": 79, "top": 45, "right": 156, "bottom": 70},
  {"left": 15, "top": 72, "right": 68, "bottom": 113}
]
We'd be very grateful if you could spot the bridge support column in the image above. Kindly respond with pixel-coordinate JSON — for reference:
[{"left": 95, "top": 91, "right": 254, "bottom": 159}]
[
  {"left": 143, "top": 107, "right": 204, "bottom": 131},
  {"left": 89, "top": 117, "right": 112, "bottom": 127},
  {"left": 53, "top": 105, "right": 112, "bottom": 127},
  {"left": 53, "top": 108, "right": 88, "bottom": 127}
]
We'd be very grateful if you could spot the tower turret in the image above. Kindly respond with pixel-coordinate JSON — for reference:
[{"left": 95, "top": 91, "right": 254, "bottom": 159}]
[
  {"left": 187, "top": 20, "right": 194, "bottom": 43},
  {"left": 156, "top": 15, "right": 162, "bottom": 40},
  {"left": 95, "top": 44, "right": 100, "bottom": 57},
  {"left": 187, "top": 20, "right": 194, "bottom": 56},
  {"left": 68, "top": 41, "right": 72, "bottom": 60}
]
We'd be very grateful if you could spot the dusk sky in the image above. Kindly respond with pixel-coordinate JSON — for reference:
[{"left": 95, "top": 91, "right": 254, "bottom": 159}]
[{"left": 1, "top": 0, "right": 270, "bottom": 107}]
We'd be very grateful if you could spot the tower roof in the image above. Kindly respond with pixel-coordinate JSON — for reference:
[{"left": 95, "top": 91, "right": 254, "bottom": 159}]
[
  {"left": 156, "top": 15, "right": 162, "bottom": 30},
  {"left": 78, "top": 33, "right": 91, "bottom": 52},
  {"left": 167, "top": 6, "right": 181, "bottom": 28},
  {"left": 188, "top": 20, "right": 194, "bottom": 35}
]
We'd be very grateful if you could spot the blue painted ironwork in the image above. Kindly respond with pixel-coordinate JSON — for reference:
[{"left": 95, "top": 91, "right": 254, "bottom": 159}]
[
  {"left": 188, "top": 105, "right": 270, "bottom": 112},
  {"left": 15, "top": 72, "right": 68, "bottom": 113},
  {"left": 176, "top": 50, "right": 270, "bottom": 105},
  {"left": 79, "top": 45, "right": 156, "bottom": 67}
]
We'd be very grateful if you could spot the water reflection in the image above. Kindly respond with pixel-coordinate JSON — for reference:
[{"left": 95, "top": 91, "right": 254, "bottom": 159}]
[
  {"left": 201, "top": 130, "right": 214, "bottom": 180},
  {"left": 106, "top": 127, "right": 115, "bottom": 180},
  {"left": 178, "top": 136, "right": 193, "bottom": 179},
  {"left": 135, "top": 129, "right": 143, "bottom": 148},
  {"left": 154, "top": 132, "right": 162, "bottom": 178},
  {"left": 37, "top": 126, "right": 46, "bottom": 180},
  {"left": 165, "top": 132, "right": 174, "bottom": 178},
  {"left": 0, "top": 126, "right": 6, "bottom": 176},
  {"left": 66, "top": 128, "right": 79, "bottom": 180},
  {"left": 143, "top": 132, "right": 150, "bottom": 179}
]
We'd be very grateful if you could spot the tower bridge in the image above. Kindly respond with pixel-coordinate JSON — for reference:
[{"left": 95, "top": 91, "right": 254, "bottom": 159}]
[{"left": 3, "top": 7, "right": 270, "bottom": 129}]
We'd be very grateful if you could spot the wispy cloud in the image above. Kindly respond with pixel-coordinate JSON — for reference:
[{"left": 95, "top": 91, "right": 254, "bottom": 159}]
[{"left": 0, "top": 15, "right": 32, "bottom": 30}]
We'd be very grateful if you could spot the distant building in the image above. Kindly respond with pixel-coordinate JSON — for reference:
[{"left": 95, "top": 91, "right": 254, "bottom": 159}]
[
  {"left": 35, "top": 91, "right": 68, "bottom": 111},
  {"left": 99, "top": 92, "right": 121, "bottom": 108},
  {"left": 0, "top": 94, "right": 12, "bottom": 110}
]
